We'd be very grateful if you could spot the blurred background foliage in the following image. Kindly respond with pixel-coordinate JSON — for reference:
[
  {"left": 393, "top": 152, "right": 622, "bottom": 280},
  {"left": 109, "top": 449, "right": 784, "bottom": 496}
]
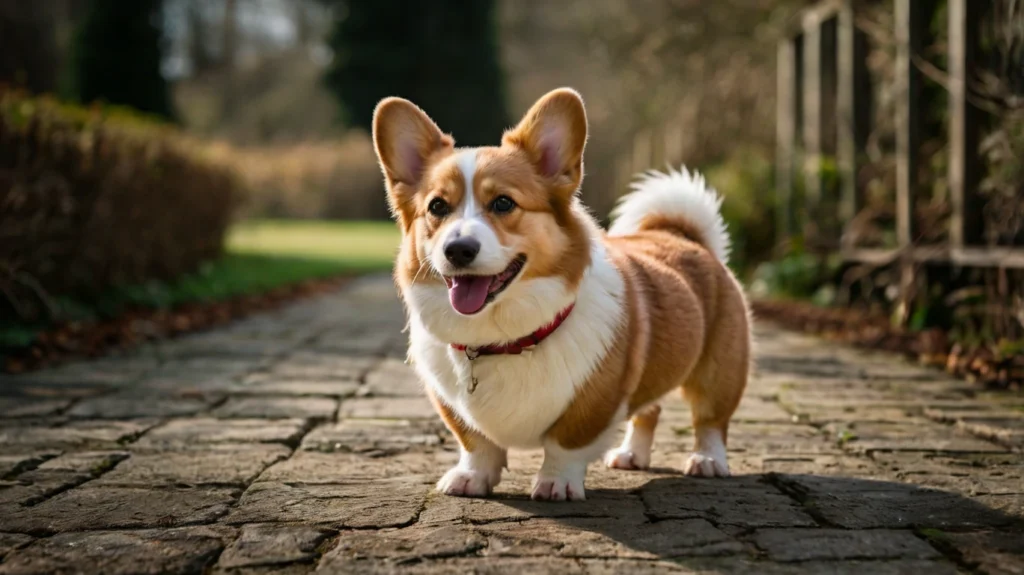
[{"left": 1, "top": 0, "right": 810, "bottom": 302}]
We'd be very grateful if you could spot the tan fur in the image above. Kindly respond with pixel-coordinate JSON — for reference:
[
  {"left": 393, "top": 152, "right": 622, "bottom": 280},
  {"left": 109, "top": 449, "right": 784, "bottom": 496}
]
[
  {"left": 546, "top": 248, "right": 646, "bottom": 449},
  {"left": 546, "top": 227, "right": 748, "bottom": 451},
  {"left": 631, "top": 404, "right": 662, "bottom": 433},
  {"left": 426, "top": 386, "right": 493, "bottom": 456}
]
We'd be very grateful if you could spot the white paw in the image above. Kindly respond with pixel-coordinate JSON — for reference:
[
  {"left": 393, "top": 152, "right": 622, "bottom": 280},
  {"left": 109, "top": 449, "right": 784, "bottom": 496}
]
[
  {"left": 683, "top": 452, "right": 730, "bottom": 477},
  {"left": 531, "top": 475, "right": 586, "bottom": 501},
  {"left": 436, "top": 467, "right": 498, "bottom": 498},
  {"left": 604, "top": 447, "right": 650, "bottom": 470}
]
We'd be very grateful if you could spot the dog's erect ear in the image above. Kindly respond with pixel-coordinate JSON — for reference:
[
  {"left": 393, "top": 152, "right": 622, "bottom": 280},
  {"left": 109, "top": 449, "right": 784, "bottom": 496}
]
[
  {"left": 504, "top": 88, "right": 588, "bottom": 196},
  {"left": 373, "top": 98, "right": 453, "bottom": 189}
]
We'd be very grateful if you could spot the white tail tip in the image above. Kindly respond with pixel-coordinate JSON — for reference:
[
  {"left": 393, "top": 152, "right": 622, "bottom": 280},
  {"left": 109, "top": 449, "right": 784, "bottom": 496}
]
[{"left": 608, "top": 166, "right": 731, "bottom": 263}]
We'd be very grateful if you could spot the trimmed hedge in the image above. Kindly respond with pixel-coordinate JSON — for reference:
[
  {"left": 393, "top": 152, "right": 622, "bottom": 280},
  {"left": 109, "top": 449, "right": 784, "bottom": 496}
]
[{"left": 0, "top": 90, "right": 241, "bottom": 322}]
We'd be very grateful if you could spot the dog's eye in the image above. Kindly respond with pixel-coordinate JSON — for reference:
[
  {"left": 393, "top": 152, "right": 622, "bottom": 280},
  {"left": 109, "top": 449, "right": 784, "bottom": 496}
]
[
  {"left": 428, "top": 198, "right": 450, "bottom": 218},
  {"left": 490, "top": 195, "right": 517, "bottom": 214}
]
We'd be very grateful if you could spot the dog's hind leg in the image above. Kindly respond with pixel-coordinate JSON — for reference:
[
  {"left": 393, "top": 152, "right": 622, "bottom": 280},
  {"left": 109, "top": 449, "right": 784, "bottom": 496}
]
[
  {"left": 680, "top": 293, "right": 750, "bottom": 477},
  {"left": 604, "top": 404, "right": 661, "bottom": 470}
]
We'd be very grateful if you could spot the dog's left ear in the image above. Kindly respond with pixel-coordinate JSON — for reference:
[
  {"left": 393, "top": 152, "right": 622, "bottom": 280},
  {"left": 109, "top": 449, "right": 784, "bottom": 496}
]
[{"left": 504, "top": 88, "right": 588, "bottom": 198}]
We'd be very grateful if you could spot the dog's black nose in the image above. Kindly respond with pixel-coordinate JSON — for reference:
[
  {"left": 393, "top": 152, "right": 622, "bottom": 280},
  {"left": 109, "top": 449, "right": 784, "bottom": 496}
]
[{"left": 444, "top": 237, "right": 480, "bottom": 268}]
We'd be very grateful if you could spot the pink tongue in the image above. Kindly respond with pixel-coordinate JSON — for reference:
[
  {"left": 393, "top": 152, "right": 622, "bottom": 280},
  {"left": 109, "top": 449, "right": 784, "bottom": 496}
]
[{"left": 449, "top": 276, "right": 492, "bottom": 315}]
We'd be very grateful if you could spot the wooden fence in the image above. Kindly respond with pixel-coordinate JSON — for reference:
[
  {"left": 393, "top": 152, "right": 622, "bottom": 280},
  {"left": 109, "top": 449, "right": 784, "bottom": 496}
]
[{"left": 776, "top": 0, "right": 1024, "bottom": 280}]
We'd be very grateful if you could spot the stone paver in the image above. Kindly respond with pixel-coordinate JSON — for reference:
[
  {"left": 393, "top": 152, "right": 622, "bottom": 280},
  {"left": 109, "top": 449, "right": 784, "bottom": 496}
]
[
  {"left": 0, "top": 275, "right": 1021, "bottom": 574},
  {"left": 0, "top": 527, "right": 231, "bottom": 575},
  {"left": 212, "top": 397, "right": 338, "bottom": 420},
  {"left": 218, "top": 524, "right": 331, "bottom": 569}
]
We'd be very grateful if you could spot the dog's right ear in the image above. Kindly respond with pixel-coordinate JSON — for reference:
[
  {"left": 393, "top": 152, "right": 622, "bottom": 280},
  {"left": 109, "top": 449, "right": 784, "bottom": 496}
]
[{"left": 373, "top": 98, "right": 453, "bottom": 193}]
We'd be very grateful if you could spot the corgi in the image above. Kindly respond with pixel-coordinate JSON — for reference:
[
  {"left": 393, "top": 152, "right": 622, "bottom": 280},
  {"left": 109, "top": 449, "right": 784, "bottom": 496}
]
[{"left": 372, "top": 88, "right": 750, "bottom": 502}]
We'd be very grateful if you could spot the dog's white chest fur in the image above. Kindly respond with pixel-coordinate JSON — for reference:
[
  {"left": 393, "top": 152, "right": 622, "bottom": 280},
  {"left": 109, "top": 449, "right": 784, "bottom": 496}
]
[{"left": 406, "top": 242, "right": 625, "bottom": 449}]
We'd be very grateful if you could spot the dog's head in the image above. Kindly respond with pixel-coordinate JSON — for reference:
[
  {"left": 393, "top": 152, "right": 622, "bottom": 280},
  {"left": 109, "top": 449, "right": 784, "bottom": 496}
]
[{"left": 373, "top": 88, "right": 592, "bottom": 344}]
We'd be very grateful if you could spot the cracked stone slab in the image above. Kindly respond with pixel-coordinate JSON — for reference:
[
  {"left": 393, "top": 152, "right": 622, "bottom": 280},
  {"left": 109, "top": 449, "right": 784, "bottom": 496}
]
[
  {"left": 825, "top": 421, "right": 1009, "bottom": 455},
  {"left": 623, "top": 557, "right": 959, "bottom": 575},
  {"left": 729, "top": 398, "right": 794, "bottom": 424},
  {"left": 872, "top": 452, "right": 1024, "bottom": 496},
  {"left": 117, "top": 377, "right": 235, "bottom": 402},
  {"left": 232, "top": 377, "right": 361, "bottom": 398},
  {"left": 323, "top": 524, "right": 485, "bottom": 563},
  {"left": 161, "top": 336, "right": 299, "bottom": 358},
  {"left": 217, "top": 523, "right": 332, "bottom": 569},
  {"left": 338, "top": 397, "right": 437, "bottom": 420},
  {"left": 0, "top": 533, "right": 32, "bottom": 559},
  {"left": 223, "top": 481, "right": 426, "bottom": 528},
  {"left": 19, "top": 451, "right": 129, "bottom": 477},
  {"left": 312, "top": 328, "right": 397, "bottom": 356},
  {"left": 3, "top": 451, "right": 132, "bottom": 505},
  {"left": 782, "top": 404, "right": 919, "bottom": 425},
  {"left": 709, "top": 424, "right": 841, "bottom": 455},
  {"left": 67, "top": 396, "right": 210, "bottom": 419},
  {"left": 419, "top": 490, "right": 647, "bottom": 526},
  {"left": 778, "top": 474, "right": 1018, "bottom": 529},
  {"left": 301, "top": 419, "right": 444, "bottom": 454},
  {"left": 955, "top": 416, "right": 1024, "bottom": 449},
  {"left": 0, "top": 526, "right": 230, "bottom": 575},
  {"left": 0, "top": 398, "right": 73, "bottom": 419},
  {"left": 756, "top": 455, "right": 889, "bottom": 478},
  {"left": 479, "top": 517, "right": 743, "bottom": 559},
  {"left": 134, "top": 418, "right": 309, "bottom": 448},
  {"left": 0, "top": 420, "right": 156, "bottom": 454},
  {"left": 750, "top": 528, "right": 940, "bottom": 562},
  {"left": 2, "top": 487, "right": 236, "bottom": 534},
  {"left": 256, "top": 450, "right": 452, "bottom": 484},
  {"left": 268, "top": 354, "right": 378, "bottom": 381},
  {"left": 929, "top": 530, "right": 1024, "bottom": 575},
  {"left": 95, "top": 444, "right": 291, "bottom": 486},
  {"left": 973, "top": 493, "right": 1024, "bottom": 522},
  {"left": 320, "top": 557, "right": 587, "bottom": 574},
  {"left": 211, "top": 565, "right": 314, "bottom": 575},
  {"left": 0, "top": 454, "right": 57, "bottom": 479},
  {"left": 1, "top": 358, "right": 152, "bottom": 389},
  {"left": 212, "top": 397, "right": 338, "bottom": 420},
  {"left": 363, "top": 359, "right": 424, "bottom": 398},
  {"left": 0, "top": 484, "right": 53, "bottom": 507},
  {"left": 640, "top": 477, "right": 817, "bottom": 528}
]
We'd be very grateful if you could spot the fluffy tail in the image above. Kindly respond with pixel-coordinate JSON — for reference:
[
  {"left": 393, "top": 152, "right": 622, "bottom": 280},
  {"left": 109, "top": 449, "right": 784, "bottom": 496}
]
[{"left": 608, "top": 166, "right": 731, "bottom": 263}]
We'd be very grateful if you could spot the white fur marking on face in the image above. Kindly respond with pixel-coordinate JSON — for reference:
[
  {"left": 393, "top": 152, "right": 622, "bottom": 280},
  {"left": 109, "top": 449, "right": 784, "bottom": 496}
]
[
  {"left": 456, "top": 149, "right": 478, "bottom": 217},
  {"left": 431, "top": 149, "right": 508, "bottom": 276}
]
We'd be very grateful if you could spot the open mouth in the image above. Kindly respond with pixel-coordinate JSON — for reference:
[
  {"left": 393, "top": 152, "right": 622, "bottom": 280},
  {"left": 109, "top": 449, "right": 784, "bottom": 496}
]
[{"left": 444, "top": 255, "right": 526, "bottom": 315}]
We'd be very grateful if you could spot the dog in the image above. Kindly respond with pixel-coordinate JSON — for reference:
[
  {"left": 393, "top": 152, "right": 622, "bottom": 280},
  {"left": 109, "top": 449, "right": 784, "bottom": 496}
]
[{"left": 372, "top": 87, "right": 750, "bottom": 501}]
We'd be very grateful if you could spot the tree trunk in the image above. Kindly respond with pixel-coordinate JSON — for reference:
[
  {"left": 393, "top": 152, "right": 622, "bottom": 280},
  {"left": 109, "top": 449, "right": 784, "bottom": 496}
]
[{"left": 220, "top": 0, "right": 238, "bottom": 118}]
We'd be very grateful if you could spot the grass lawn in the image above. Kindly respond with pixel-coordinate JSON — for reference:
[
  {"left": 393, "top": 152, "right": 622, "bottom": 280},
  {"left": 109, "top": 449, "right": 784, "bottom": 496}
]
[
  {"left": 227, "top": 219, "right": 399, "bottom": 271},
  {"left": 108, "top": 219, "right": 400, "bottom": 310},
  {"left": 1, "top": 220, "right": 400, "bottom": 349}
]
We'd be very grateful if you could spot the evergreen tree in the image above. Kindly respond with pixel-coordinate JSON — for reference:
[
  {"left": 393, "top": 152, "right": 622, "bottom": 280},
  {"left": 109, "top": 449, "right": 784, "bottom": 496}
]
[
  {"left": 66, "top": 0, "right": 175, "bottom": 120},
  {"left": 323, "top": 0, "right": 509, "bottom": 146}
]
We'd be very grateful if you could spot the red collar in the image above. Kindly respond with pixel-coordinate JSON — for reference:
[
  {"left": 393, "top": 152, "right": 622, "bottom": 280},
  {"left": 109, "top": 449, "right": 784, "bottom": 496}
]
[{"left": 451, "top": 303, "right": 575, "bottom": 357}]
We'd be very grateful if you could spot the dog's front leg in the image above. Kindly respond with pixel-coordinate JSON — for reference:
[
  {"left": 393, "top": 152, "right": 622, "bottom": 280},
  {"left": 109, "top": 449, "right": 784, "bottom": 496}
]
[
  {"left": 427, "top": 388, "right": 506, "bottom": 497},
  {"left": 533, "top": 404, "right": 625, "bottom": 502},
  {"left": 438, "top": 438, "right": 507, "bottom": 498},
  {"left": 531, "top": 440, "right": 594, "bottom": 501}
]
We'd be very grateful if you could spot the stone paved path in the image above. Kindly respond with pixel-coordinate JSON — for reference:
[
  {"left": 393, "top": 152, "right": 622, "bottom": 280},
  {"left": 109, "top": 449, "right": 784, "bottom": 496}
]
[{"left": 1, "top": 276, "right": 1022, "bottom": 574}]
